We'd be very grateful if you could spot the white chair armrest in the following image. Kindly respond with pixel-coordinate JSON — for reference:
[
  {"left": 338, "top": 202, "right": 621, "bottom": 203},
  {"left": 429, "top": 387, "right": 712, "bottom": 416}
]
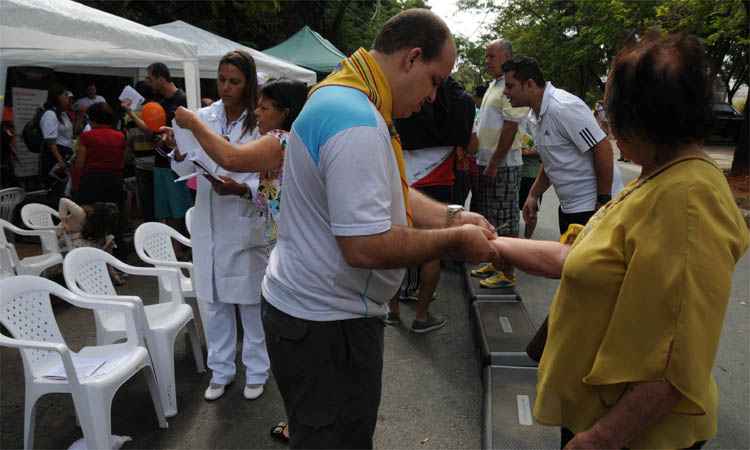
[
  {"left": 138, "top": 255, "right": 193, "bottom": 271},
  {"left": 171, "top": 232, "right": 192, "bottom": 248},
  {"left": 102, "top": 260, "right": 186, "bottom": 305},
  {"left": 61, "top": 293, "right": 143, "bottom": 345},
  {"left": 0, "top": 334, "right": 80, "bottom": 383},
  {"left": 0, "top": 333, "right": 68, "bottom": 354}
]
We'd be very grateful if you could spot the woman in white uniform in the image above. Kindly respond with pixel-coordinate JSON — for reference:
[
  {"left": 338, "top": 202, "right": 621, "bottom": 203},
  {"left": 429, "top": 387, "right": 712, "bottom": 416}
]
[
  {"left": 40, "top": 83, "right": 74, "bottom": 201},
  {"left": 170, "top": 50, "right": 270, "bottom": 401}
]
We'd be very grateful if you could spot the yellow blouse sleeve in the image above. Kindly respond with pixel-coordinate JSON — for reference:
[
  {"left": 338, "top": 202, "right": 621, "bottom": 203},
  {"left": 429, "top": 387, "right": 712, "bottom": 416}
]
[{"left": 582, "top": 181, "right": 749, "bottom": 414}]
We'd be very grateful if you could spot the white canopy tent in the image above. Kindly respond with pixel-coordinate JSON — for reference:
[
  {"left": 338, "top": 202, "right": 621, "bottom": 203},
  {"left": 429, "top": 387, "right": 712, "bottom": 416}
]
[
  {"left": 151, "top": 21, "right": 317, "bottom": 85},
  {"left": 0, "top": 0, "right": 202, "bottom": 109}
]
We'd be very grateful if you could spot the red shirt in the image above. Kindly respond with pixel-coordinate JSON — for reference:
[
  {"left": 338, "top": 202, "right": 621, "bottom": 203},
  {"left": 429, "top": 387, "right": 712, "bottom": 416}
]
[
  {"left": 412, "top": 153, "right": 456, "bottom": 188},
  {"left": 79, "top": 127, "right": 126, "bottom": 174}
]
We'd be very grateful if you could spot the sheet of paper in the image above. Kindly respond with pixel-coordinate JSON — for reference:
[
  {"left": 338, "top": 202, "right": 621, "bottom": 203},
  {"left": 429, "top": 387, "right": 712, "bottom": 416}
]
[
  {"left": 43, "top": 354, "right": 110, "bottom": 380},
  {"left": 174, "top": 171, "right": 200, "bottom": 183},
  {"left": 118, "top": 85, "right": 145, "bottom": 111},
  {"left": 172, "top": 119, "right": 203, "bottom": 158}
]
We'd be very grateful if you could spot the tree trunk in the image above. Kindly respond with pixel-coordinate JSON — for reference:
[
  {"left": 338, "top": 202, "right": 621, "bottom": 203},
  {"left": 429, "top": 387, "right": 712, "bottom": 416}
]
[{"left": 730, "top": 96, "right": 749, "bottom": 176}]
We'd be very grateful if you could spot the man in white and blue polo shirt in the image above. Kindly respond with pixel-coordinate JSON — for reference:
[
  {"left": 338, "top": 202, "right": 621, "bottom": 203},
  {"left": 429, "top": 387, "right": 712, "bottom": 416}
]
[{"left": 260, "top": 9, "right": 497, "bottom": 449}]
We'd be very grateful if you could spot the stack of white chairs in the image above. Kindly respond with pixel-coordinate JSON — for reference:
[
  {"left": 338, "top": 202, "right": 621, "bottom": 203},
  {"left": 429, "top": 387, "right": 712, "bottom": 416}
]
[
  {"left": 63, "top": 247, "right": 205, "bottom": 418},
  {"left": 0, "top": 275, "right": 167, "bottom": 450},
  {"left": 134, "top": 221, "right": 207, "bottom": 342},
  {"left": 0, "top": 218, "right": 62, "bottom": 277},
  {"left": 21, "top": 203, "right": 60, "bottom": 231},
  {"left": 0, "top": 187, "right": 25, "bottom": 222}
]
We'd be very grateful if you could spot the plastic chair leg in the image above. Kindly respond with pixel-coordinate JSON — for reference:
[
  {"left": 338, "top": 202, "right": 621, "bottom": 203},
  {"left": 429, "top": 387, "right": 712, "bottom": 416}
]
[
  {"left": 75, "top": 389, "right": 113, "bottom": 450},
  {"left": 148, "top": 334, "right": 178, "bottom": 417},
  {"left": 187, "top": 320, "right": 206, "bottom": 373},
  {"left": 192, "top": 297, "right": 210, "bottom": 345},
  {"left": 142, "top": 364, "right": 168, "bottom": 429},
  {"left": 23, "top": 394, "right": 39, "bottom": 450}
]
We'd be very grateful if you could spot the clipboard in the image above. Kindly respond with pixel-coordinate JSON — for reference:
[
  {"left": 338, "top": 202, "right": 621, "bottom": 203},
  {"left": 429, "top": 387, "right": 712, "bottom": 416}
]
[
  {"left": 193, "top": 160, "right": 226, "bottom": 184},
  {"left": 174, "top": 160, "right": 226, "bottom": 184}
]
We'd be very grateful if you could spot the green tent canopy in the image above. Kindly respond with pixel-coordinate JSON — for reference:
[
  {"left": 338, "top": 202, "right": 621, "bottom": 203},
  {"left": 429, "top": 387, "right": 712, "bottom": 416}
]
[{"left": 263, "top": 26, "right": 346, "bottom": 74}]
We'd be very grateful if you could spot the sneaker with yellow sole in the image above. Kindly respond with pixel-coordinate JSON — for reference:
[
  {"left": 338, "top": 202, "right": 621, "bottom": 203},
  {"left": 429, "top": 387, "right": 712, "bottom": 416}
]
[
  {"left": 479, "top": 272, "right": 516, "bottom": 289},
  {"left": 470, "top": 263, "right": 497, "bottom": 278}
]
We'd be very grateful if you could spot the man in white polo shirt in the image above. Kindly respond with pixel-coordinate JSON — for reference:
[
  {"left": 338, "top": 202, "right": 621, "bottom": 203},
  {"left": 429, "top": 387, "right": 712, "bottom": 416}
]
[
  {"left": 501, "top": 56, "right": 623, "bottom": 234},
  {"left": 468, "top": 39, "right": 529, "bottom": 289}
]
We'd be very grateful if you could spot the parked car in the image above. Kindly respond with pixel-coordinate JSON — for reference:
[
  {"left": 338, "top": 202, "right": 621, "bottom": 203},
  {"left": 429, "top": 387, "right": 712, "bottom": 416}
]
[{"left": 706, "top": 102, "right": 743, "bottom": 144}]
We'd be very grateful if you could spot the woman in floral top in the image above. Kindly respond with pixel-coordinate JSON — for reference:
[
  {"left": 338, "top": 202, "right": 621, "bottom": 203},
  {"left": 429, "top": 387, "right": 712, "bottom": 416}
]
[{"left": 174, "top": 79, "right": 307, "bottom": 240}]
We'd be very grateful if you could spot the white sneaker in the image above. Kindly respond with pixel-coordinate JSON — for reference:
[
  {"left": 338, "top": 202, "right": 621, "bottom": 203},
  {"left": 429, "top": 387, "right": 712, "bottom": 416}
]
[
  {"left": 204, "top": 383, "right": 226, "bottom": 401},
  {"left": 243, "top": 384, "right": 264, "bottom": 400}
]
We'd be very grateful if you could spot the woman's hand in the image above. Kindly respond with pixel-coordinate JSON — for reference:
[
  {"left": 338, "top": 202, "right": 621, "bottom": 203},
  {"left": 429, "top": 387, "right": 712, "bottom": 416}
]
[
  {"left": 210, "top": 176, "right": 249, "bottom": 197},
  {"left": 563, "top": 429, "right": 615, "bottom": 450},
  {"left": 174, "top": 107, "right": 198, "bottom": 130}
]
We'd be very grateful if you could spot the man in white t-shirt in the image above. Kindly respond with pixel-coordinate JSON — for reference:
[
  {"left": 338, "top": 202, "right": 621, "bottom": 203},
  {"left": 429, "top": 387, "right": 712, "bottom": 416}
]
[
  {"left": 74, "top": 82, "right": 106, "bottom": 113},
  {"left": 468, "top": 39, "right": 530, "bottom": 289},
  {"left": 261, "top": 9, "right": 496, "bottom": 449},
  {"left": 501, "top": 56, "right": 623, "bottom": 235}
]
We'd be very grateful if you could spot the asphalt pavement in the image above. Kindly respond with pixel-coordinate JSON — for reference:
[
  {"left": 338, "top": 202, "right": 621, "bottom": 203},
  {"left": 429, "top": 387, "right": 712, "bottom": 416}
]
[{"left": 1, "top": 157, "right": 748, "bottom": 449}]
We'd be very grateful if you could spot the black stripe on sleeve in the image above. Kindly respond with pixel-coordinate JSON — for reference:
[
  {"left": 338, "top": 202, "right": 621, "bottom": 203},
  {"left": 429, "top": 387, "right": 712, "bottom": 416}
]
[{"left": 579, "top": 128, "right": 596, "bottom": 148}]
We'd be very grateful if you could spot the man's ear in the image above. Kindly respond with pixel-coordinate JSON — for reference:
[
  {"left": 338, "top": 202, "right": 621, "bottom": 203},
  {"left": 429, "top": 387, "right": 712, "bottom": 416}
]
[{"left": 403, "top": 48, "right": 423, "bottom": 72}]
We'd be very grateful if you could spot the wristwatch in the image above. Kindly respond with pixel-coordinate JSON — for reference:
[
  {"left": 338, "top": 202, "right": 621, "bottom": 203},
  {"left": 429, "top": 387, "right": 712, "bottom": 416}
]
[
  {"left": 596, "top": 193, "right": 612, "bottom": 205},
  {"left": 241, "top": 188, "right": 253, "bottom": 201},
  {"left": 446, "top": 204, "right": 465, "bottom": 226}
]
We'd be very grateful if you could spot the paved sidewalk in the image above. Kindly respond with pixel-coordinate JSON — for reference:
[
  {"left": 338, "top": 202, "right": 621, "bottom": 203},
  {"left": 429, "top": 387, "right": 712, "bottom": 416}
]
[{"left": 1, "top": 154, "right": 747, "bottom": 449}]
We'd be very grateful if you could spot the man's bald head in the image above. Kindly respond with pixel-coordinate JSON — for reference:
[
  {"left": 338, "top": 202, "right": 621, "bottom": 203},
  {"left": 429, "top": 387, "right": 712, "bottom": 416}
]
[{"left": 485, "top": 39, "right": 513, "bottom": 78}]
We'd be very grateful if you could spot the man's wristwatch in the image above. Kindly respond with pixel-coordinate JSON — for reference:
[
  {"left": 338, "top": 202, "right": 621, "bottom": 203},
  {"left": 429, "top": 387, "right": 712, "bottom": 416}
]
[
  {"left": 446, "top": 204, "right": 465, "bottom": 227},
  {"left": 241, "top": 188, "right": 253, "bottom": 201},
  {"left": 597, "top": 193, "right": 612, "bottom": 205}
]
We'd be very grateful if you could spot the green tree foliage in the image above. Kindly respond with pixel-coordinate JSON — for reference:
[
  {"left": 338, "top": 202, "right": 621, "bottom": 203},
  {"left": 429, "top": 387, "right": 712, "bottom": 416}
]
[
  {"left": 453, "top": 35, "right": 490, "bottom": 95},
  {"left": 78, "top": 0, "right": 427, "bottom": 55},
  {"left": 458, "top": 0, "right": 747, "bottom": 105}
]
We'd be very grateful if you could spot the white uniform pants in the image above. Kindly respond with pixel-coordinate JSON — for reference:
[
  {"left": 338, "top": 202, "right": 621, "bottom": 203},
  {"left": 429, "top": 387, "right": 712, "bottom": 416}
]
[{"left": 205, "top": 301, "right": 269, "bottom": 386}]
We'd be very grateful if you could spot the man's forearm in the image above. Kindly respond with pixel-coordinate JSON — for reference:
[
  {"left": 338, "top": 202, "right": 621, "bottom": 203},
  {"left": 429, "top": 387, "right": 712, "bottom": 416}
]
[
  {"left": 489, "top": 121, "right": 519, "bottom": 165},
  {"left": 585, "top": 381, "right": 683, "bottom": 449},
  {"left": 337, "top": 225, "right": 464, "bottom": 269},
  {"left": 409, "top": 189, "right": 449, "bottom": 229},
  {"left": 529, "top": 167, "right": 550, "bottom": 198},
  {"left": 593, "top": 139, "right": 614, "bottom": 195},
  {"left": 127, "top": 110, "right": 149, "bottom": 133}
]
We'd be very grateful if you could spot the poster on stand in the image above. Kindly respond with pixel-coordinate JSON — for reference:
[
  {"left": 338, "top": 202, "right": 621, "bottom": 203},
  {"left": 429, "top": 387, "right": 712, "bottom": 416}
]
[{"left": 12, "top": 87, "right": 47, "bottom": 177}]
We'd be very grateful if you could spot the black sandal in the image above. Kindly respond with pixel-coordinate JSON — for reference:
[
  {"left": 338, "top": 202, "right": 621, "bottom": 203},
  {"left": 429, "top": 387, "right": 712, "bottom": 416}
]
[{"left": 270, "top": 421, "right": 289, "bottom": 444}]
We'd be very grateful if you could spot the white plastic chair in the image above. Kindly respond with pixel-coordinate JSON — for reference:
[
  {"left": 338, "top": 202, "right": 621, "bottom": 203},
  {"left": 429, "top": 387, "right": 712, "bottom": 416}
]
[
  {"left": 0, "top": 275, "right": 167, "bottom": 450},
  {"left": 0, "top": 187, "right": 25, "bottom": 222},
  {"left": 134, "top": 222, "right": 207, "bottom": 342},
  {"left": 21, "top": 203, "right": 60, "bottom": 231},
  {"left": 0, "top": 245, "right": 16, "bottom": 279},
  {"left": 185, "top": 206, "right": 194, "bottom": 236},
  {"left": 0, "top": 218, "right": 62, "bottom": 277},
  {"left": 63, "top": 247, "right": 205, "bottom": 418}
]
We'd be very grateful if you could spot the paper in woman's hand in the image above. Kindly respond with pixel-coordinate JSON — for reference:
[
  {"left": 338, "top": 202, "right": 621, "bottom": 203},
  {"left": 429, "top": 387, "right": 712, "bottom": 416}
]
[{"left": 172, "top": 119, "right": 202, "bottom": 158}]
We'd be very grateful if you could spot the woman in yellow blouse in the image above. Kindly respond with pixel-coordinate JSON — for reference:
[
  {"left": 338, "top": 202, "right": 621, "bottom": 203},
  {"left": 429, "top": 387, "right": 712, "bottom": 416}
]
[{"left": 491, "top": 33, "right": 749, "bottom": 449}]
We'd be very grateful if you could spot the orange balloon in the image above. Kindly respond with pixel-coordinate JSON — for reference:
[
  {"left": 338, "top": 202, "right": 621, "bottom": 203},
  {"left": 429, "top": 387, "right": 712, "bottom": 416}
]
[{"left": 142, "top": 102, "right": 166, "bottom": 132}]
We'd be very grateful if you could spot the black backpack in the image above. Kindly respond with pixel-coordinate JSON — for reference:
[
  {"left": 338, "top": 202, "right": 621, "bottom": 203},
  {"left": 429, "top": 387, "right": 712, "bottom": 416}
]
[{"left": 21, "top": 107, "right": 47, "bottom": 154}]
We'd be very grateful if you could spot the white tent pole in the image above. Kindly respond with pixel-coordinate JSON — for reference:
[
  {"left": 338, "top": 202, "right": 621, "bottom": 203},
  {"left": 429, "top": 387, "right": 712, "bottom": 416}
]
[
  {"left": 0, "top": 62, "right": 6, "bottom": 187},
  {"left": 0, "top": 62, "right": 7, "bottom": 108},
  {"left": 183, "top": 60, "right": 200, "bottom": 110}
]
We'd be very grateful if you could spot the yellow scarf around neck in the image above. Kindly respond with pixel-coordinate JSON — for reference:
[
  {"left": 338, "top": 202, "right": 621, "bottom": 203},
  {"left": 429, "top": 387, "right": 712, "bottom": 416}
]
[{"left": 309, "top": 48, "right": 413, "bottom": 225}]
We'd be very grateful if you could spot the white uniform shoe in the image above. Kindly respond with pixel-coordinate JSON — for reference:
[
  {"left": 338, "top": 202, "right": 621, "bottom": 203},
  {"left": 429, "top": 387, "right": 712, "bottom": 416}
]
[
  {"left": 204, "top": 383, "right": 226, "bottom": 401},
  {"left": 243, "top": 384, "right": 264, "bottom": 400}
]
